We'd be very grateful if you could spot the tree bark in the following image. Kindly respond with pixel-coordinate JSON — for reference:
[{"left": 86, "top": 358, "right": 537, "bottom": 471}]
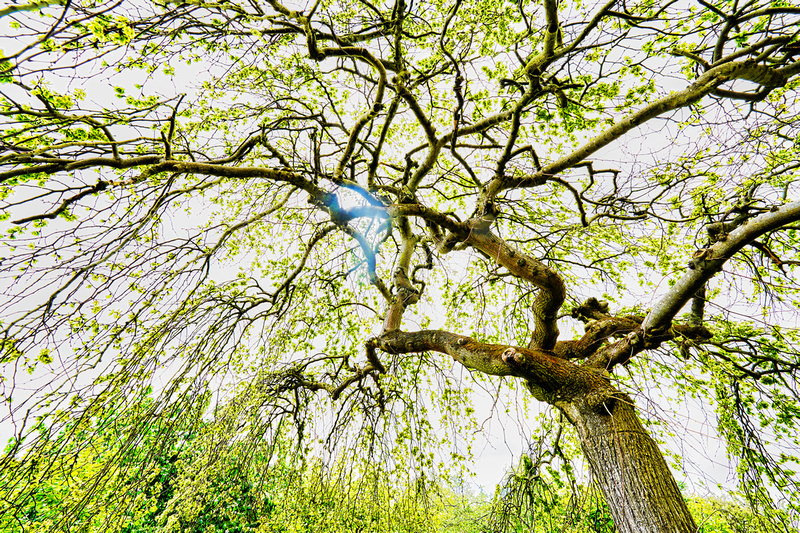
[
  {"left": 373, "top": 203, "right": 800, "bottom": 532},
  {"left": 559, "top": 392, "right": 698, "bottom": 533},
  {"left": 375, "top": 329, "right": 702, "bottom": 532}
]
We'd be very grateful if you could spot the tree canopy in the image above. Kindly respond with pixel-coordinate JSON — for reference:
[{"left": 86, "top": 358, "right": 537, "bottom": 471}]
[{"left": 2, "top": 0, "right": 800, "bottom": 531}]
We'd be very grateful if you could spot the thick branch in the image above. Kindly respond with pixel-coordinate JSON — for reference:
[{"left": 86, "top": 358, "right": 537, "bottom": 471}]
[
  {"left": 643, "top": 201, "right": 800, "bottom": 333},
  {"left": 0, "top": 155, "right": 163, "bottom": 183},
  {"left": 522, "top": 0, "right": 559, "bottom": 76},
  {"left": 465, "top": 230, "right": 565, "bottom": 351},
  {"left": 484, "top": 59, "right": 797, "bottom": 202},
  {"left": 374, "top": 329, "right": 611, "bottom": 404},
  {"left": 381, "top": 217, "right": 420, "bottom": 332},
  {"left": 12, "top": 179, "right": 108, "bottom": 225},
  {"left": 557, "top": 298, "right": 712, "bottom": 361},
  {"left": 585, "top": 202, "right": 800, "bottom": 370}
]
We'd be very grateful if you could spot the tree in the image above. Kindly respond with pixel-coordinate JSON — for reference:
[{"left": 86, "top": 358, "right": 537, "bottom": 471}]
[{"left": 2, "top": 0, "right": 800, "bottom": 531}]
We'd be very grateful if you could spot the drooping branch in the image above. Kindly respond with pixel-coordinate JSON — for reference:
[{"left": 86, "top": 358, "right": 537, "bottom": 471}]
[
  {"left": 748, "top": 240, "right": 800, "bottom": 272},
  {"left": 11, "top": 178, "right": 109, "bottom": 225}
]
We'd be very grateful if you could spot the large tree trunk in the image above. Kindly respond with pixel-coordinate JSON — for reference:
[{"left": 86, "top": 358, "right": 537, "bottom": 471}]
[
  {"left": 374, "top": 330, "right": 701, "bottom": 531},
  {"left": 561, "top": 392, "right": 698, "bottom": 533}
]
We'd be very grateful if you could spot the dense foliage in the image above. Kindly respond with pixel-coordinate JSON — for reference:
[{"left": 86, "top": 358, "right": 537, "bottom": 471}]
[
  {"left": 1, "top": 0, "right": 800, "bottom": 531},
  {"left": 0, "top": 405, "right": 774, "bottom": 533}
]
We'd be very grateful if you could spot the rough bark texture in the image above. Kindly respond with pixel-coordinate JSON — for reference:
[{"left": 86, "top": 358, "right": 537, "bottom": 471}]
[
  {"left": 562, "top": 393, "right": 698, "bottom": 533},
  {"left": 368, "top": 203, "right": 800, "bottom": 533},
  {"left": 378, "top": 323, "right": 702, "bottom": 531}
]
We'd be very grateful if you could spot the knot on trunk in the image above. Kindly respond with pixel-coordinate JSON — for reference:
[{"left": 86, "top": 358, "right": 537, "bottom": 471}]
[{"left": 571, "top": 297, "right": 611, "bottom": 322}]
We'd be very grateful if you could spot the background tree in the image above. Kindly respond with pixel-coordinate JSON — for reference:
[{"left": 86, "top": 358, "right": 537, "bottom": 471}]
[{"left": 2, "top": 0, "right": 800, "bottom": 531}]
